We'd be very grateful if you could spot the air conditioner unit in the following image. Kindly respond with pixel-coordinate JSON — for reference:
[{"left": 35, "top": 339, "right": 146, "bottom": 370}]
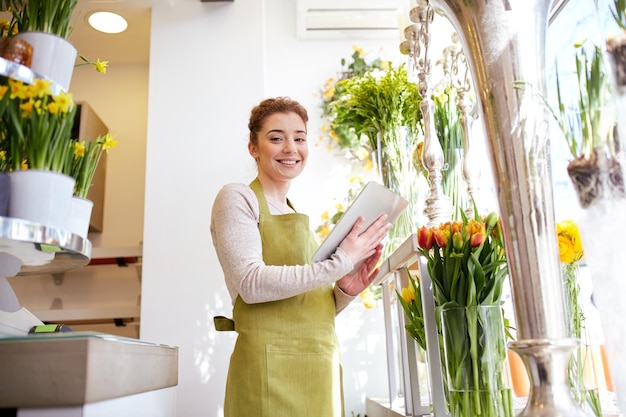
[{"left": 297, "top": 0, "right": 400, "bottom": 40}]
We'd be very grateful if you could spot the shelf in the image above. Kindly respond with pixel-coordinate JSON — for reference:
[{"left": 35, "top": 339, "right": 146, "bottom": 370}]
[{"left": 0, "top": 216, "right": 91, "bottom": 276}]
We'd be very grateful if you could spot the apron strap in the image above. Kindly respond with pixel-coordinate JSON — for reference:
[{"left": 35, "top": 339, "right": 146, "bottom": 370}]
[{"left": 213, "top": 315, "right": 235, "bottom": 332}]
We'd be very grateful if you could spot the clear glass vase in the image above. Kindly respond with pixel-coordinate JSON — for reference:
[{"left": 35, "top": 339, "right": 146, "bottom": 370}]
[
  {"left": 439, "top": 305, "right": 515, "bottom": 417},
  {"left": 375, "top": 126, "right": 418, "bottom": 258},
  {"left": 562, "top": 263, "right": 603, "bottom": 417}
]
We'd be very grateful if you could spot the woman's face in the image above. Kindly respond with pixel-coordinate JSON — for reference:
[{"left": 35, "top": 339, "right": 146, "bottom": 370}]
[{"left": 249, "top": 111, "right": 308, "bottom": 184}]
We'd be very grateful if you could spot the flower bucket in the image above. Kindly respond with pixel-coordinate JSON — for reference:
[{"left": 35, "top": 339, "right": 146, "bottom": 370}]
[
  {"left": 14, "top": 31, "right": 77, "bottom": 91},
  {"left": 66, "top": 196, "right": 93, "bottom": 239},
  {"left": 439, "top": 305, "right": 514, "bottom": 417},
  {"left": 0, "top": 173, "right": 10, "bottom": 217},
  {"left": 7, "top": 169, "right": 75, "bottom": 230}
]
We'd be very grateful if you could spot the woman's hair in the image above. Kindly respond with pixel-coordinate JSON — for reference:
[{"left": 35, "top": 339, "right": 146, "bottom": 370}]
[{"left": 248, "top": 97, "right": 308, "bottom": 146}]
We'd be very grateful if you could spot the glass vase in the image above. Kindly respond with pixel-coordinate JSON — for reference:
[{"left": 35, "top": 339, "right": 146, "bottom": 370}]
[
  {"left": 375, "top": 126, "right": 418, "bottom": 257},
  {"left": 561, "top": 263, "right": 603, "bottom": 417},
  {"left": 439, "top": 305, "right": 515, "bottom": 417},
  {"left": 442, "top": 148, "right": 468, "bottom": 219}
]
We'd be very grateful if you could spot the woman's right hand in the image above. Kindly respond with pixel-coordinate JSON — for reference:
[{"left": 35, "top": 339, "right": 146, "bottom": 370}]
[{"left": 338, "top": 214, "right": 391, "bottom": 267}]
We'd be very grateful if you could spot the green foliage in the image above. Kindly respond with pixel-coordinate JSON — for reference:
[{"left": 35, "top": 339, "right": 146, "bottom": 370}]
[
  {"left": 330, "top": 63, "right": 422, "bottom": 152},
  {"left": 611, "top": 0, "right": 626, "bottom": 31},
  {"left": 555, "top": 40, "right": 615, "bottom": 159},
  {"left": 1, "top": 0, "right": 78, "bottom": 39}
]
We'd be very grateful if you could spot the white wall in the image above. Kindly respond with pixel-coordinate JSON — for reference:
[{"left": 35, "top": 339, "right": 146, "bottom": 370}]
[
  {"left": 140, "top": 0, "right": 405, "bottom": 416},
  {"left": 70, "top": 64, "right": 148, "bottom": 249}
]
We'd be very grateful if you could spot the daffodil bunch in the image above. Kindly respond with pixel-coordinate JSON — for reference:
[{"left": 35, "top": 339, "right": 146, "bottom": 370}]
[
  {"left": 0, "top": 76, "right": 76, "bottom": 172},
  {"left": 397, "top": 274, "right": 426, "bottom": 350},
  {"left": 1, "top": 0, "right": 77, "bottom": 39},
  {"left": 64, "top": 133, "right": 117, "bottom": 199},
  {"left": 417, "top": 211, "right": 508, "bottom": 308}
]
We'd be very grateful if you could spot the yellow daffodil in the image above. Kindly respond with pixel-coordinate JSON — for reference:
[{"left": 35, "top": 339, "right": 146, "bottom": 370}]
[
  {"left": 73, "top": 141, "right": 86, "bottom": 158},
  {"left": 557, "top": 219, "right": 584, "bottom": 263},
  {"left": 92, "top": 58, "right": 109, "bottom": 74},
  {"left": 28, "top": 79, "right": 52, "bottom": 98},
  {"left": 101, "top": 134, "right": 117, "bottom": 152}
]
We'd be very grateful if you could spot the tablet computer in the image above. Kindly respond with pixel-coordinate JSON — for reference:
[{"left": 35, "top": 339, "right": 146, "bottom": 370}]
[{"left": 312, "top": 181, "right": 409, "bottom": 265}]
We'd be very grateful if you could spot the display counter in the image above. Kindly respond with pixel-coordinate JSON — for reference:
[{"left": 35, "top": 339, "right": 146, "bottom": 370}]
[{"left": 0, "top": 332, "right": 178, "bottom": 416}]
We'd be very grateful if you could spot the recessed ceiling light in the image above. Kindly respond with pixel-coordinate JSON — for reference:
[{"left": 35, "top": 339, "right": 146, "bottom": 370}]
[{"left": 88, "top": 11, "right": 128, "bottom": 34}]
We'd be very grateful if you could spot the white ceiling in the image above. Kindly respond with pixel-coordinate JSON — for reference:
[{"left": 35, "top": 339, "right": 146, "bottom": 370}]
[
  {"left": 70, "top": 0, "right": 152, "bottom": 66},
  {"left": 0, "top": 0, "right": 153, "bottom": 66}
]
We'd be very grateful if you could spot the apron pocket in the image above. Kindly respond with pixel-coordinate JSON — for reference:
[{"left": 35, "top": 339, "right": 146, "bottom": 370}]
[{"left": 265, "top": 343, "right": 342, "bottom": 417}]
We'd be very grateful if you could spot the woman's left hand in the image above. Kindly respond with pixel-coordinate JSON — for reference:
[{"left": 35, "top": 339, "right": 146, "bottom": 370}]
[{"left": 336, "top": 243, "right": 384, "bottom": 296}]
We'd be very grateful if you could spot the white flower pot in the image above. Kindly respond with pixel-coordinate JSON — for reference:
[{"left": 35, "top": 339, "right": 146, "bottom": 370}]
[
  {"left": 7, "top": 170, "right": 75, "bottom": 230},
  {"left": 67, "top": 196, "right": 93, "bottom": 239},
  {"left": 14, "top": 31, "right": 77, "bottom": 91}
]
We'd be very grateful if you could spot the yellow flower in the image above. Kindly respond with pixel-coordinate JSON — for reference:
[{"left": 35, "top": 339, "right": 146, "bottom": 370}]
[
  {"left": 352, "top": 45, "right": 364, "bottom": 56},
  {"left": 19, "top": 99, "right": 35, "bottom": 116},
  {"left": 28, "top": 79, "right": 52, "bottom": 98},
  {"left": 320, "top": 210, "right": 329, "bottom": 221},
  {"left": 73, "top": 141, "right": 86, "bottom": 158},
  {"left": 0, "top": 85, "right": 8, "bottom": 99},
  {"left": 92, "top": 58, "right": 109, "bottom": 74},
  {"left": 323, "top": 85, "right": 335, "bottom": 100},
  {"left": 401, "top": 282, "right": 416, "bottom": 304},
  {"left": 329, "top": 129, "right": 339, "bottom": 144},
  {"left": 8, "top": 79, "right": 27, "bottom": 100},
  {"left": 556, "top": 219, "right": 584, "bottom": 263},
  {"left": 100, "top": 133, "right": 117, "bottom": 151},
  {"left": 51, "top": 90, "right": 75, "bottom": 114}
]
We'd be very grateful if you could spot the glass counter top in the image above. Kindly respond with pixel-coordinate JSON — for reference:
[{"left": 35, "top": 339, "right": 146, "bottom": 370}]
[{"left": 0, "top": 330, "right": 177, "bottom": 349}]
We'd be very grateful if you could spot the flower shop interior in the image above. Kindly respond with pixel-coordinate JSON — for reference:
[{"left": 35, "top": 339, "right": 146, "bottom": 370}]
[{"left": 1, "top": 0, "right": 626, "bottom": 416}]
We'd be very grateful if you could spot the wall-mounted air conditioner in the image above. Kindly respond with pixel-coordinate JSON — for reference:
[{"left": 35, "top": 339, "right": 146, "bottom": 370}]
[{"left": 297, "top": 0, "right": 400, "bottom": 40}]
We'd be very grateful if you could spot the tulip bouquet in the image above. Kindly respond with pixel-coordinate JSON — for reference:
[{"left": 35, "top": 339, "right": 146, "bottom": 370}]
[
  {"left": 557, "top": 219, "right": 602, "bottom": 417},
  {"left": 416, "top": 211, "right": 508, "bottom": 308},
  {"left": 417, "top": 211, "right": 513, "bottom": 417}
]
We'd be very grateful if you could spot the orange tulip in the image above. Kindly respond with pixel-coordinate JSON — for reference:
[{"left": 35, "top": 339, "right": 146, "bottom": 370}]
[
  {"left": 417, "top": 226, "right": 434, "bottom": 250},
  {"left": 433, "top": 228, "right": 450, "bottom": 248}
]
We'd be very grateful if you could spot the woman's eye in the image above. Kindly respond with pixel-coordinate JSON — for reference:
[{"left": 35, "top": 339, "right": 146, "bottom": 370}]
[
  {"left": 296, "top": 137, "right": 307, "bottom": 142},
  {"left": 270, "top": 136, "right": 282, "bottom": 142}
]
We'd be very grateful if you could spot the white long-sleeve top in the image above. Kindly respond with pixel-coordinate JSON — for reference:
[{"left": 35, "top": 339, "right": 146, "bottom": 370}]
[{"left": 210, "top": 183, "right": 357, "bottom": 314}]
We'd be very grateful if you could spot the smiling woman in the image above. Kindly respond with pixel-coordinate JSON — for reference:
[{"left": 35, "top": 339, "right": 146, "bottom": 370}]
[{"left": 210, "top": 96, "right": 392, "bottom": 417}]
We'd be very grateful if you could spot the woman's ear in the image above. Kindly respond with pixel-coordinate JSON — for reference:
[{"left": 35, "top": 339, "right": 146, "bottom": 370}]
[{"left": 248, "top": 141, "right": 258, "bottom": 159}]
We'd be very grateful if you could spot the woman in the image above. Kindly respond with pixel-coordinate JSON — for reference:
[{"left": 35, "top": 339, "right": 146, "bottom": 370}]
[{"left": 210, "top": 97, "right": 391, "bottom": 417}]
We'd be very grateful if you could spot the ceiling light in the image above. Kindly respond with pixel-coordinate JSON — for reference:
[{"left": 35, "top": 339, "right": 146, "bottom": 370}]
[{"left": 88, "top": 11, "right": 128, "bottom": 34}]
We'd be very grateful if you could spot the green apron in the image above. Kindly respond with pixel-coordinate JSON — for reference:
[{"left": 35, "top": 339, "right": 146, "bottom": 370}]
[{"left": 220, "top": 178, "right": 344, "bottom": 417}]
